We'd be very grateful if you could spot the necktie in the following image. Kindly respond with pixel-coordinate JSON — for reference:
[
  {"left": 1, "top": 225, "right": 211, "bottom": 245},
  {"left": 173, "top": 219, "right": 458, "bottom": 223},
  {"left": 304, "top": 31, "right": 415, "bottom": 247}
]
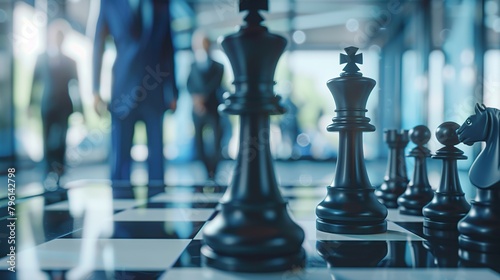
[
  {"left": 130, "top": 0, "right": 142, "bottom": 38},
  {"left": 133, "top": 0, "right": 153, "bottom": 40}
]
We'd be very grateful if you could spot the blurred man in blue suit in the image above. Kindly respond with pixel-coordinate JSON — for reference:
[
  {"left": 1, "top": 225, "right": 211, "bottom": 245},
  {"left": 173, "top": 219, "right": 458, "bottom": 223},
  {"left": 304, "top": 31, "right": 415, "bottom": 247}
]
[{"left": 92, "top": 0, "right": 177, "bottom": 185}]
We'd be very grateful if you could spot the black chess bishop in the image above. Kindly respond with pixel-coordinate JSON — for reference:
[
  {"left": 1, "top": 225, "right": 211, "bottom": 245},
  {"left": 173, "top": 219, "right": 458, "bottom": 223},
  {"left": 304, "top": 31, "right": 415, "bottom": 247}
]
[{"left": 316, "top": 46, "right": 388, "bottom": 234}]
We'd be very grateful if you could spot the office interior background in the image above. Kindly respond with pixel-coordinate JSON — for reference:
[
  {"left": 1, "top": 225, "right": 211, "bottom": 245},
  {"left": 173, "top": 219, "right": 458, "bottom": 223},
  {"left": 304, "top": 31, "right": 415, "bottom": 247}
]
[{"left": 1, "top": 0, "right": 500, "bottom": 195}]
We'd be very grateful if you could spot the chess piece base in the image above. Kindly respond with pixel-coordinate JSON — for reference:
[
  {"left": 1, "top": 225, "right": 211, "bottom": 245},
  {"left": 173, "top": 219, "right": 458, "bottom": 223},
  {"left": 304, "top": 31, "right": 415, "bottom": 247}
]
[
  {"left": 422, "top": 191, "right": 470, "bottom": 236},
  {"left": 458, "top": 188, "right": 500, "bottom": 255},
  {"left": 398, "top": 192, "right": 434, "bottom": 216},
  {"left": 375, "top": 181, "right": 407, "bottom": 209},
  {"left": 316, "top": 187, "right": 388, "bottom": 234},
  {"left": 201, "top": 245, "right": 305, "bottom": 272},
  {"left": 316, "top": 218, "right": 387, "bottom": 234},
  {"left": 423, "top": 224, "right": 460, "bottom": 239},
  {"left": 424, "top": 219, "right": 460, "bottom": 230},
  {"left": 399, "top": 207, "right": 423, "bottom": 216},
  {"left": 459, "top": 248, "right": 500, "bottom": 270},
  {"left": 459, "top": 235, "right": 500, "bottom": 253},
  {"left": 202, "top": 201, "right": 305, "bottom": 272}
]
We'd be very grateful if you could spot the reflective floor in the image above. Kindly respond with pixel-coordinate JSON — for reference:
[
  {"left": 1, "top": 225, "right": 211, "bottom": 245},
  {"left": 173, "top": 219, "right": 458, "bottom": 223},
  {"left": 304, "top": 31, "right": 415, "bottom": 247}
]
[{"left": 0, "top": 177, "right": 498, "bottom": 280}]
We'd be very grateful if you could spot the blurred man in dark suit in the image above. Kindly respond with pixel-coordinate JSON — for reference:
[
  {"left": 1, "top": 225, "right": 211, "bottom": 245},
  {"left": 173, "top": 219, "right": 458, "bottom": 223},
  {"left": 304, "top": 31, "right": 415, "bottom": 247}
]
[
  {"left": 31, "top": 19, "right": 79, "bottom": 186},
  {"left": 187, "top": 31, "right": 224, "bottom": 179},
  {"left": 92, "top": 0, "right": 177, "bottom": 185}
]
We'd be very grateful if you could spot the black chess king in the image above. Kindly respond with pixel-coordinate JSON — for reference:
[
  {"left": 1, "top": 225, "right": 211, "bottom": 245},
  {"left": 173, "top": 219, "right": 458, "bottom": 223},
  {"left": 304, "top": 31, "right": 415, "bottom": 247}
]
[
  {"left": 201, "top": 0, "right": 305, "bottom": 272},
  {"left": 316, "top": 47, "right": 388, "bottom": 234}
]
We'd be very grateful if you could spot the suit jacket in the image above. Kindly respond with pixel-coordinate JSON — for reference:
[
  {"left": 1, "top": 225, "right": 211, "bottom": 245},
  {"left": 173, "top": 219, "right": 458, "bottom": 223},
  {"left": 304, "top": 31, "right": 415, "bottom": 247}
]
[
  {"left": 33, "top": 53, "right": 78, "bottom": 118},
  {"left": 93, "top": 0, "right": 178, "bottom": 117},
  {"left": 187, "top": 59, "right": 224, "bottom": 115}
]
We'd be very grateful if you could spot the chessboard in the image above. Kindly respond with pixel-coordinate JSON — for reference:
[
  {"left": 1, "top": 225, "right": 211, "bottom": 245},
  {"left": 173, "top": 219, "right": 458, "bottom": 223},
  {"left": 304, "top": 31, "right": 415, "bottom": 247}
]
[{"left": 0, "top": 181, "right": 499, "bottom": 280}]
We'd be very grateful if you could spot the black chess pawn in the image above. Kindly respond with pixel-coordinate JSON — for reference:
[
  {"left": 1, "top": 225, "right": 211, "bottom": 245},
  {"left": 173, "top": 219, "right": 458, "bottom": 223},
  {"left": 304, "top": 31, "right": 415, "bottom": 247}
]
[
  {"left": 422, "top": 122, "right": 470, "bottom": 239},
  {"left": 397, "top": 125, "right": 435, "bottom": 216},
  {"left": 316, "top": 46, "right": 387, "bottom": 234},
  {"left": 201, "top": 0, "right": 305, "bottom": 272},
  {"left": 375, "top": 129, "right": 410, "bottom": 208}
]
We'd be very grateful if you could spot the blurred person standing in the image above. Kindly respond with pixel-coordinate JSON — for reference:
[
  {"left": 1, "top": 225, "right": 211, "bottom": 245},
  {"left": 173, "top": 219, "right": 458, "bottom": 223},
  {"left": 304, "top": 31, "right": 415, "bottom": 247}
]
[
  {"left": 31, "top": 19, "right": 80, "bottom": 186},
  {"left": 187, "top": 31, "right": 224, "bottom": 180},
  {"left": 92, "top": 0, "right": 178, "bottom": 185}
]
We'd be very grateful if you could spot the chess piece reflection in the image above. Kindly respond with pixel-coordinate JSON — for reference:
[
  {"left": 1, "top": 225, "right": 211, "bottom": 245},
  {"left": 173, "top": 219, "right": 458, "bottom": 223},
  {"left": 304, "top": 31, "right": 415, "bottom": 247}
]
[
  {"left": 423, "top": 237, "right": 460, "bottom": 268},
  {"left": 457, "top": 104, "right": 500, "bottom": 267},
  {"left": 187, "top": 31, "right": 224, "bottom": 180},
  {"left": 30, "top": 19, "right": 80, "bottom": 186},
  {"left": 316, "top": 240, "right": 387, "bottom": 267},
  {"left": 380, "top": 241, "right": 429, "bottom": 268},
  {"left": 422, "top": 122, "right": 470, "bottom": 239}
]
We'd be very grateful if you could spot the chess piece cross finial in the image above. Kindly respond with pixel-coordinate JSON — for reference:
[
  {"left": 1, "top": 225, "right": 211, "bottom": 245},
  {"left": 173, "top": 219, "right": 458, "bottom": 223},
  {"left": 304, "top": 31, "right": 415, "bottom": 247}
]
[
  {"left": 240, "top": 0, "right": 268, "bottom": 26},
  {"left": 340, "top": 46, "right": 363, "bottom": 76}
]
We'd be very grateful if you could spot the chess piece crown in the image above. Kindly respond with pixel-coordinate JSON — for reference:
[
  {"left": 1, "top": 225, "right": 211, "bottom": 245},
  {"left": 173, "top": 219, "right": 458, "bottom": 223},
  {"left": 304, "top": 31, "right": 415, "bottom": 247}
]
[
  {"left": 327, "top": 47, "right": 375, "bottom": 132},
  {"left": 340, "top": 46, "right": 363, "bottom": 77},
  {"left": 221, "top": 0, "right": 284, "bottom": 115}
]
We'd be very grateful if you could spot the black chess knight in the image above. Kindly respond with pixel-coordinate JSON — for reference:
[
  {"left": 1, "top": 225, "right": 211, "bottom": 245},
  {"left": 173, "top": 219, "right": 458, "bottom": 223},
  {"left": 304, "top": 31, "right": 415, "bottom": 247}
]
[
  {"left": 316, "top": 47, "right": 388, "bottom": 234},
  {"left": 457, "top": 104, "right": 500, "bottom": 265},
  {"left": 201, "top": 0, "right": 305, "bottom": 272}
]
